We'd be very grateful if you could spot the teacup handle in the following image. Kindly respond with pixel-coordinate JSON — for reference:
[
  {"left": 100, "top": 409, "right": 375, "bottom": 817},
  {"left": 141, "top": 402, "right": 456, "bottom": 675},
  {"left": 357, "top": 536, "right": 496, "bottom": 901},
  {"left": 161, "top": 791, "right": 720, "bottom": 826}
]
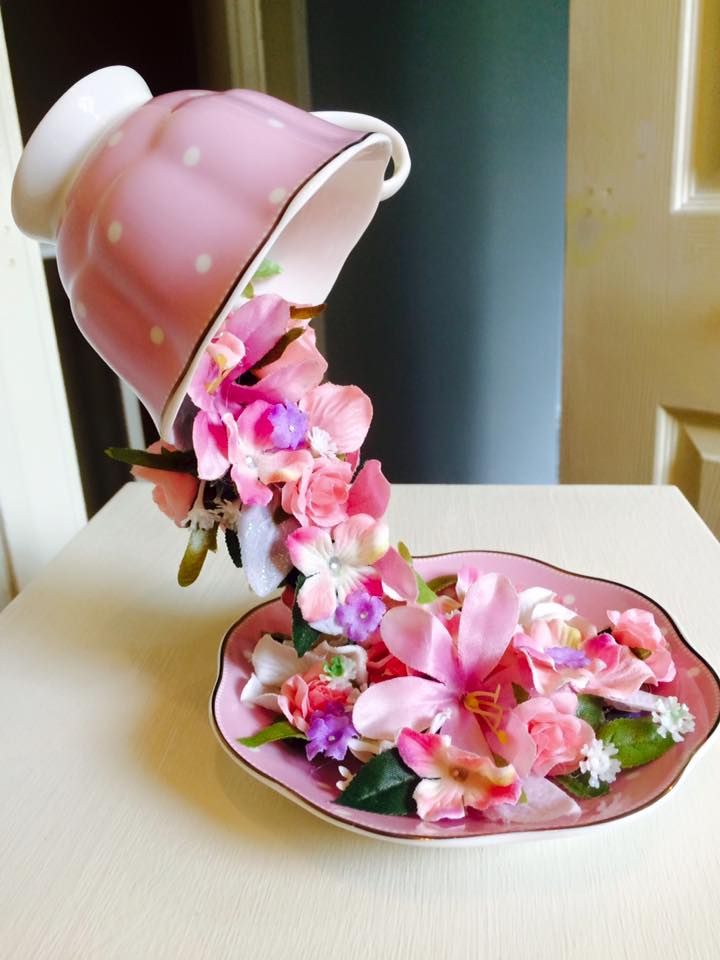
[{"left": 312, "top": 111, "right": 410, "bottom": 200}]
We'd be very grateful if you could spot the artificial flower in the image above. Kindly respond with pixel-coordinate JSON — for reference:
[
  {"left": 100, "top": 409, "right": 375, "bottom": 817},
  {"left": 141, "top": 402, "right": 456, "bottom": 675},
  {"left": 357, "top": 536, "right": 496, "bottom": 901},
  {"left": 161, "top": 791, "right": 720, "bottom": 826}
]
[
  {"left": 365, "top": 639, "right": 409, "bottom": 683},
  {"left": 306, "top": 704, "right": 357, "bottom": 761},
  {"left": 300, "top": 382, "right": 372, "bottom": 456},
  {"left": 281, "top": 456, "right": 353, "bottom": 528},
  {"left": 512, "top": 620, "right": 595, "bottom": 696},
  {"left": 224, "top": 401, "right": 312, "bottom": 506},
  {"left": 346, "top": 459, "right": 391, "bottom": 520},
  {"left": 397, "top": 729, "right": 521, "bottom": 822},
  {"left": 579, "top": 738, "right": 621, "bottom": 788},
  {"left": 581, "top": 632, "right": 655, "bottom": 700},
  {"left": 512, "top": 691, "right": 595, "bottom": 778},
  {"left": 336, "top": 589, "right": 386, "bottom": 644},
  {"left": 353, "top": 573, "right": 533, "bottom": 758},
  {"left": 651, "top": 696, "right": 695, "bottom": 742},
  {"left": 267, "top": 402, "right": 308, "bottom": 450},
  {"left": 287, "top": 515, "right": 389, "bottom": 625},
  {"left": 188, "top": 294, "right": 290, "bottom": 478},
  {"left": 131, "top": 441, "right": 198, "bottom": 525},
  {"left": 608, "top": 608, "right": 676, "bottom": 685}
]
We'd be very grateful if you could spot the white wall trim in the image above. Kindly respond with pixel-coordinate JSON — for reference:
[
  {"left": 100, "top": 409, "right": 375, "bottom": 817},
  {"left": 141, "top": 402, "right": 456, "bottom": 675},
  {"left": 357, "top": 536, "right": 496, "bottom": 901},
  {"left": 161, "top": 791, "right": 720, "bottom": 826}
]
[{"left": 0, "top": 11, "right": 86, "bottom": 595}]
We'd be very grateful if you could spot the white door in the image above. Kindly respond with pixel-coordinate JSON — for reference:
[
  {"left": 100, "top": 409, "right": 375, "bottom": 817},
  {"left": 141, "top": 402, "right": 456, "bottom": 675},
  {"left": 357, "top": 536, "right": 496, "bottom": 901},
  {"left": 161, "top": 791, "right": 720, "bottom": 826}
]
[
  {"left": 0, "top": 10, "right": 86, "bottom": 601},
  {"left": 562, "top": 0, "right": 720, "bottom": 537}
]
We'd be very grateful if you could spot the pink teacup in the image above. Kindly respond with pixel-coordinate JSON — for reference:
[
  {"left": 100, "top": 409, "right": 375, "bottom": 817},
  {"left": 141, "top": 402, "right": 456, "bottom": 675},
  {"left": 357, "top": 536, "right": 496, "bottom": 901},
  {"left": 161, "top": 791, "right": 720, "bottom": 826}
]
[{"left": 12, "top": 66, "right": 410, "bottom": 438}]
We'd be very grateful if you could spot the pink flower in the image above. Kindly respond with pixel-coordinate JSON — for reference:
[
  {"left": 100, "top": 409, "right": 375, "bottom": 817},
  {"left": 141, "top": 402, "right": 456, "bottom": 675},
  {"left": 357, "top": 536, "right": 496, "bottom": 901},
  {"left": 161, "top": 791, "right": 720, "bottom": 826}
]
[
  {"left": 131, "top": 442, "right": 198, "bottom": 525},
  {"left": 306, "top": 676, "right": 353, "bottom": 712},
  {"left": 397, "top": 729, "right": 521, "bottom": 822},
  {"left": 300, "top": 383, "right": 372, "bottom": 456},
  {"left": 582, "top": 631, "right": 655, "bottom": 699},
  {"left": 347, "top": 459, "right": 391, "bottom": 520},
  {"left": 223, "top": 401, "right": 312, "bottom": 506},
  {"left": 243, "top": 324, "right": 327, "bottom": 405},
  {"left": 189, "top": 295, "right": 291, "bottom": 479},
  {"left": 287, "top": 515, "right": 389, "bottom": 626},
  {"left": 281, "top": 457, "right": 353, "bottom": 527},
  {"left": 512, "top": 692, "right": 595, "bottom": 778},
  {"left": 513, "top": 620, "right": 595, "bottom": 696},
  {"left": 277, "top": 674, "right": 312, "bottom": 732},
  {"left": 353, "top": 574, "right": 534, "bottom": 759},
  {"left": 608, "top": 608, "right": 676, "bottom": 685}
]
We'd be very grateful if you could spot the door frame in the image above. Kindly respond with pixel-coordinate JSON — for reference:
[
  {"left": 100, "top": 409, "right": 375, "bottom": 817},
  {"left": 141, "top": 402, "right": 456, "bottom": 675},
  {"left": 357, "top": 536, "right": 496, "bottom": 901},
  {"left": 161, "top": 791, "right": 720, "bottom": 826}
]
[{"left": 0, "top": 10, "right": 86, "bottom": 599}]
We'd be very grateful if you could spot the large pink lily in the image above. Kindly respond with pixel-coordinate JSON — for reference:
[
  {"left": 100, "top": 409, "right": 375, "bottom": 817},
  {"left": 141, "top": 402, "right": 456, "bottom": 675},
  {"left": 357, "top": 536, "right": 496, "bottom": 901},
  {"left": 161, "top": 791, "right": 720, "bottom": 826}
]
[{"left": 353, "top": 573, "right": 532, "bottom": 758}]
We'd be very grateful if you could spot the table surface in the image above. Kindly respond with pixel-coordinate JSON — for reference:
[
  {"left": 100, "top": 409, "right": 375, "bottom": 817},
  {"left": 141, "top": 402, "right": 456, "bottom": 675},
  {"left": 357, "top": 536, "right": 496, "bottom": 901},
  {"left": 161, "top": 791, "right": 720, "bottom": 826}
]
[{"left": 2, "top": 483, "right": 720, "bottom": 959}]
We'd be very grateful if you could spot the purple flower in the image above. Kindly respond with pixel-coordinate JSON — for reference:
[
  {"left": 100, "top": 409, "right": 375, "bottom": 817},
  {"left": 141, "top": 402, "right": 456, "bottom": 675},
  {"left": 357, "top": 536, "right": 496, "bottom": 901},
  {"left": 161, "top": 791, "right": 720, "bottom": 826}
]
[
  {"left": 306, "top": 705, "right": 356, "bottom": 762},
  {"left": 267, "top": 402, "right": 308, "bottom": 450},
  {"left": 547, "top": 646, "right": 590, "bottom": 669},
  {"left": 336, "top": 589, "right": 386, "bottom": 644}
]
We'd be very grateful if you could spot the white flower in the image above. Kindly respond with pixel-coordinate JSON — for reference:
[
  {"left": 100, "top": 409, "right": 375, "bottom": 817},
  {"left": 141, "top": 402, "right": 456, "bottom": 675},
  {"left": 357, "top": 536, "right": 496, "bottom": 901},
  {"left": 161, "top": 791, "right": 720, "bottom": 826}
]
[
  {"left": 579, "top": 738, "right": 622, "bottom": 788},
  {"left": 652, "top": 696, "right": 695, "bottom": 743},
  {"left": 323, "top": 653, "right": 358, "bottom": 683},
  {"left": 308, "top": 426, "right": 338, "bottom": 459},
  {"left": 336, "top": 766, "right": 354, "bottom": 792}
]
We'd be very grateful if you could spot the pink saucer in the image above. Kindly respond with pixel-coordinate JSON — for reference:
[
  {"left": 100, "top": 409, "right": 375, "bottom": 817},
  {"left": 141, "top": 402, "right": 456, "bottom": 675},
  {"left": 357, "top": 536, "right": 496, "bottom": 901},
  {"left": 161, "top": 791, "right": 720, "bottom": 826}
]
[{"left": 211, "top": 551, "right": 720, "bottom": 845}]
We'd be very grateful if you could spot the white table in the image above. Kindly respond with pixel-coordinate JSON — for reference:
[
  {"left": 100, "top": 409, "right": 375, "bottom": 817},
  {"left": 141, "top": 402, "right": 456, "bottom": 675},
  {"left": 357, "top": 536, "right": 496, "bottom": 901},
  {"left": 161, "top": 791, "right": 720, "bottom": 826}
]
[{"left": 2, "top": 484, "right": 719, "bottom": 959}]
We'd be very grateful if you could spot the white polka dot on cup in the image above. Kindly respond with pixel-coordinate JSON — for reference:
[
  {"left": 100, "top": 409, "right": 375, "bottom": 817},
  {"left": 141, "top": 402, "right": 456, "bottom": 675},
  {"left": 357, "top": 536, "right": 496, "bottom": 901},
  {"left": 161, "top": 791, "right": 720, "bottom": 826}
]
[
  {"left": 183, "top": 146, "right": 200, "bottom": 166},
  {"left": 269, "top": 186, "right": 288, "bottom": 205},
  {"left": 75, "top": 301, "right": 87, "bottom": 320},
  {"left": 195, "top": 253, "right": 212, "bottom": 274},
  {"left": 267, "top": 117, "right": 284, "bottom": 129},
  {"left": 107, "top": 130, "right": 124, "bottom": 147},
  {"left": 150, "top": 325, "right": 165, "bottom": 345},
  {"left": 107, "top": 221, "right": 123, "bottom": 243}
]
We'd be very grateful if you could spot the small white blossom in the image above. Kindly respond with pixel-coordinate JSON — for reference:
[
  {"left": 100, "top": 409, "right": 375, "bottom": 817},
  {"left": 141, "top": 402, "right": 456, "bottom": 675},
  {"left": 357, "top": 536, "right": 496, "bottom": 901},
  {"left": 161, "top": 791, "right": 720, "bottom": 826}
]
[
  {"left": 308, "top": 426, "right": 338, "bottom": 458},
  {"left": 336, "top": 766, "right": 354, "bottom": 792},
  {"left": 579, "top": 738, "right": 622, "bottom": 788},
  {"left": 652, "top": 696, "right": 695, "bottom": 743}
]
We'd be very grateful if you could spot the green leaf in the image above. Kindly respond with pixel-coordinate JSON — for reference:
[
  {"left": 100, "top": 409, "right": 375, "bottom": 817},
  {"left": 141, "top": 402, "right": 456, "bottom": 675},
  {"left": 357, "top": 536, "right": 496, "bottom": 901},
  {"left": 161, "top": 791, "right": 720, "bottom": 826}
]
[
  {"left": 237, "top": 720, "right": 306, "bottom": 748},
  {"left": 554, "top": 769, "right": 610, "bottom": 799},
  {"left": 253, "top": 327, "right": 304, "bottom": 370},
  {"left": 336, "top": 748, "right": 419, "bottom": 815},
  {"left": 632, "top": 647, "right": 653, "bottom": 660},
  {"left": 397, "top": 541, "right": 413, "bottom": 564},
  {"left": 426, "top": 574, "right": 458, "bottom": 594},
  {"left": 576, "top": 694, "right": 605, "bottom": 731},
  {"left": 512, "top": 682, "right": 530, "bottom": 705},
  {"left": 324, "top": 655, "right": 346, "bottom": 678},
  {"left": 415, "top": 573, "right": 438, "bottom": 604},
  {"left": 224, "top": 528, "right": 243, "bottom": 567},
  {"left": 177, "top": 526, "right": 216, "bottom": 586},
  {"left": 252, "top": 258, "right": 282, "bottom": 280},
  {"left": 597, "top": 718, "right": 674, "bottom": 769},
  {"left": 105, "top": 446, "right": 197, "bottom": 474},
  {"left": 241, "top": 281, "right": 254, "bottom": 298},
  {"left": 292, "top": 574, "right": 321, "bottom": 656}
]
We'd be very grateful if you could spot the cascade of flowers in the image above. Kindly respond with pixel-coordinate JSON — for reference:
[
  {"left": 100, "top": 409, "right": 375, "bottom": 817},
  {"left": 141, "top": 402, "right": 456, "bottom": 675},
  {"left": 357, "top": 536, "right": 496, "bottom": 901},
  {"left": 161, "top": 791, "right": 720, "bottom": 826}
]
[{"left": 112, "top": 269, "right": 695, "bottom": 824}]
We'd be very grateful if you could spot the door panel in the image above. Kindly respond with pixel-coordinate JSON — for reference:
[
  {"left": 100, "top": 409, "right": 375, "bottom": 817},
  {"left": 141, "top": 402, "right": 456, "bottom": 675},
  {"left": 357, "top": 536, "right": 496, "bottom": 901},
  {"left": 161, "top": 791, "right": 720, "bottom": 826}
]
[{"left": 563, "top": 0, "right": 720, "bottom": 536}]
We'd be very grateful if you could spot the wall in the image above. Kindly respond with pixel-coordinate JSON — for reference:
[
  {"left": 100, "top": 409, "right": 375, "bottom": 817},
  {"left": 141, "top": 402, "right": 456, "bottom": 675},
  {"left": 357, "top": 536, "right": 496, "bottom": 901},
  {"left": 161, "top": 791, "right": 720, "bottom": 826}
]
[{"left": 307, "top": 0, "right": 568, "bottom": 482}]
